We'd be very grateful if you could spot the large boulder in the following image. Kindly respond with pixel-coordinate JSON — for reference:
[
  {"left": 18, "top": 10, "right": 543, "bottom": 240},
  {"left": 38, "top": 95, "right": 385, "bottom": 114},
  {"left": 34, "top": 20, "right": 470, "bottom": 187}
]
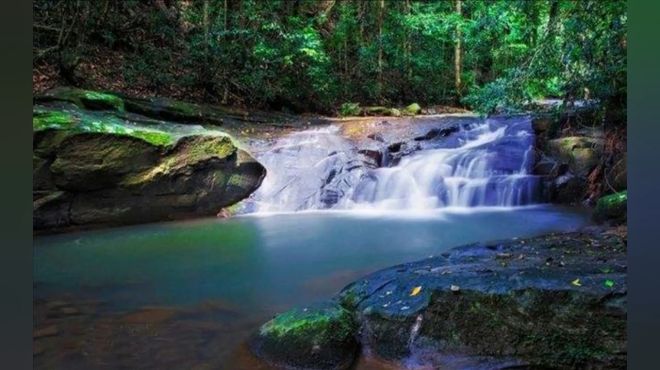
[
  {"left": 547, "top": 136, "right": 603, "bottom": 177},
  {"left": 337, "top": 230, "right": 626, "bottom": 368},
  {"left": 250, "top": 301, "right": 359, "bottom": 370},
  {"left": 33, "top": 103, "right": 266, "bottom": 232}
]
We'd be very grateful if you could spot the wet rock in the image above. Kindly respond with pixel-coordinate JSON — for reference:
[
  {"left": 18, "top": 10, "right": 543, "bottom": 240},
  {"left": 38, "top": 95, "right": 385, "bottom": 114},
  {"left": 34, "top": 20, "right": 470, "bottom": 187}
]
[
  {"left": 250, "top": 301, "right": 359, "bottom": 370},
  {"left": 413, "top": 125, "right": 459, "bottom": 141},
  {"left": 337, "top": 230, "right": 626, "bottom": 368},
  {"left": 550, "top": 172, "right": 585, "bottom": 204},
  {"left": 358, "top": 149, "right": 383, "bottom": 167},
  {"left": 593, "top": 191, "right": 627, "bottom": 225},
  {"left": 33, "top": 101, "right": 266, "bottom": 232},
  {"left": 547, "top": 136, "right": 603, "bottom": 177}
]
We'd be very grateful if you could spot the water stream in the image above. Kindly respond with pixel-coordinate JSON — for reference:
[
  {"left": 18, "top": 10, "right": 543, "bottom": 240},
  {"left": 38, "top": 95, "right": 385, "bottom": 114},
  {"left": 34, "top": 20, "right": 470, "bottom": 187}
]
[
  {"left": 33, "top": 115, "right": 592, "bottom": 369},
  {"left": 246, "top": 116, "right": 540, "bottom": 213}
]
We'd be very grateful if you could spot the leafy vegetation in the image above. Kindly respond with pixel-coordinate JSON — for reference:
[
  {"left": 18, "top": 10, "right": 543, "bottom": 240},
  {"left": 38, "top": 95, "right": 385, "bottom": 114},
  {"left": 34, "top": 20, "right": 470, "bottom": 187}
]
[{"left": 34, "top": 0, "right": 625, "bottom": 116}]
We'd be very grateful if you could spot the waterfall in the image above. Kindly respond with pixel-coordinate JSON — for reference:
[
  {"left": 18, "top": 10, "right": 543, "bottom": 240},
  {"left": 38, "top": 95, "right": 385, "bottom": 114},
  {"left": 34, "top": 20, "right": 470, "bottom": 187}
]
[{"left": 241, "top": 116, "right": 541, "bottom": 213}]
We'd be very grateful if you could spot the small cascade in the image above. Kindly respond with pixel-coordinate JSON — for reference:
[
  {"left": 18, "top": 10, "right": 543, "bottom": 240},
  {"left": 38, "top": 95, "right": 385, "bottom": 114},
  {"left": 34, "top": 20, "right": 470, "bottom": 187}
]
[
  {"left": 243, "top": 115, "right": 541, "bottom": 213},
  {"left": 408, "top": 314, "right": 424, "bottom": 349}
]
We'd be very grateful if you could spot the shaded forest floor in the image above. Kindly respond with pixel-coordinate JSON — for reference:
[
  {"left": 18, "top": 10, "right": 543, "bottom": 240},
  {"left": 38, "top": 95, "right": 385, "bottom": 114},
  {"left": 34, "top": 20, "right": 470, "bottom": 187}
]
[{"left": 33, "top": 46, "right": 211, "bottom": 104}]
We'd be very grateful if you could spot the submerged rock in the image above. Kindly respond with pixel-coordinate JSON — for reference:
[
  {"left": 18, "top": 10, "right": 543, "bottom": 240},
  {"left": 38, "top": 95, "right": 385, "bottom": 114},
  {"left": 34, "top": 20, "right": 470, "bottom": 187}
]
[
  {"left": 33, "top": 101, "right": 266, "bottom": 232},
  {"left": 250, "top": 301, "right": 359, "bottom": 370}
]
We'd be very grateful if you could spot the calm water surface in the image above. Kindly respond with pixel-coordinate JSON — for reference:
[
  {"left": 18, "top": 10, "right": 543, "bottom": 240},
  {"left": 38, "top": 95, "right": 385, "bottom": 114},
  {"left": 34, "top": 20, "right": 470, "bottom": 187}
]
[{"left": 33, "top": 206, "right": 590, "bottom": 369}]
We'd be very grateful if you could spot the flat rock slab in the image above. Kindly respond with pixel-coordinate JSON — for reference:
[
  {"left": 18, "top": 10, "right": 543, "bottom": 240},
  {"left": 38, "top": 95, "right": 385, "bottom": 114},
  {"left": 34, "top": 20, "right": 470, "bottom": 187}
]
[{"left": 338, "top": 227, "right": 626, "bottom": 368}]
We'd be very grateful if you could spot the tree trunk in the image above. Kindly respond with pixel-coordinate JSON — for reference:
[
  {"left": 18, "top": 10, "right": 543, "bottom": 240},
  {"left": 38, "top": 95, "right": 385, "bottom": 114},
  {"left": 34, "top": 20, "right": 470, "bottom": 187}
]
[
  {"left": 202, "top": 0, "right": 210, "bottom": 89},
  {"left": 222, "top": 0, "right": 229, "bottom": 103},
  {"left": 454, "top": 0, "right": 462, "bottom": 103},
  {"left": 377, "top": 0, "right": 385, "bottom": 101},
  {"left": 404, "top": 0, "right": 411, "bottom": 80}
]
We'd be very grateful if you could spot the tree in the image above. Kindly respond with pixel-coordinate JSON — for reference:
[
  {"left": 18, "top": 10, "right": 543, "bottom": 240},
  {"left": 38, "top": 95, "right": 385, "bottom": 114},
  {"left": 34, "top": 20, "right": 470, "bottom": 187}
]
[{"left": 454, "top": 0, "right": 462, "bottom": 102}]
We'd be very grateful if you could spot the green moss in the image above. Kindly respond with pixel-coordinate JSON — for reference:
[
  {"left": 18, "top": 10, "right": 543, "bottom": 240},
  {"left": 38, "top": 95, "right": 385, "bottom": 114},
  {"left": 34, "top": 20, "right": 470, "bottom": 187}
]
[
  {"left": 33, "top": 106, "right": 174, "bottom": 147},
  {"left": 33, "top": 111, "right": 78, "bottom": 131},
  {"left": 166, "top": 100, "right": 202, "bottom": 116},
  {"left": 260, "top": 304, "right": 355, "bottom": 342},
  {"left": 129, "top": 130, "right": 173, "bottom": 146},
  {"left": 593, "top": 190, "right": 627, "bottom": 223},
  {"left": 41, "top": 87, "right": 125, "bottom": 112},
  {"left": 403, "top": 103, "right": 422, "bottom": 115},
  {"left": 80, "top": 91, "right": 125, "bottom": 111},
  {"left": 187, "top": 135, "right": 235, "bottom": 160},
  {"left": 123, "top": 135, "right": 235, "bottom": 186}
]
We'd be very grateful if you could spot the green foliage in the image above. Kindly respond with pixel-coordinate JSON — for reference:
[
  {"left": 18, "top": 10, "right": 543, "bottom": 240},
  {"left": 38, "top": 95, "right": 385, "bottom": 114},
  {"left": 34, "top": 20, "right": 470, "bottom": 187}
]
[
  {"left": 34, "top": 0, "right": 626, "bottom": 116},
  {"left": 340, "top": 102, "right": 361, "bottom": 117}
]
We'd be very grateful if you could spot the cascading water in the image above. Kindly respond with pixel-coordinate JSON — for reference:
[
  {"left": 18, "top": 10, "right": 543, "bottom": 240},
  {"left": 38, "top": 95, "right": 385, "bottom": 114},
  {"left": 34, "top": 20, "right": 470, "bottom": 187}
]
[{"left": 242, "top": 115, "right": 541, "bottom": 213}]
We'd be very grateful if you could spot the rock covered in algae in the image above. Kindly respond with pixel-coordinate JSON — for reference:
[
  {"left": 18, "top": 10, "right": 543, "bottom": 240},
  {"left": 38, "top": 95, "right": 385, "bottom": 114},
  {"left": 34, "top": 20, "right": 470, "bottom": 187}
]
[
  {"left": 593, "top": 190, "right": 627, "bottom": 224},
  {"left": 250, "top": 301, "right": 359, "bottom": 370},
  {"left": 335, "top": 229, "right": 627, "bottom": 368},
  {"left": 32, "top": 99, "right": 266, "bottom": 232}
]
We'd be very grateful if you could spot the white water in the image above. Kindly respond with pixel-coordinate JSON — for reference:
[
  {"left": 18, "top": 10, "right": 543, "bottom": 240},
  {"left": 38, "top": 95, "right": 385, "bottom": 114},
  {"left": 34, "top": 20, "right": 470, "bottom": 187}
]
[{"left": 243, "top": 116, "right": 541, "bottom": 213}]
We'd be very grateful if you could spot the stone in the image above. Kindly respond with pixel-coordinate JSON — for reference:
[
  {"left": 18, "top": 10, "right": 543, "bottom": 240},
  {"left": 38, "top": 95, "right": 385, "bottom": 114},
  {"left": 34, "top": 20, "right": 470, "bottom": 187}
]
[
  {"left": 403, "top": 103, "right": 422, "bottom": 116},
  {"left": 593, "top": 191, "right": 627, "bottom": 225},
  {"left": 547, "top": 136, "right": 604, "bottom": 177},
  {"left": 550, "top": 172, "right": 584, "bottom": 204},
  {"left": 250, "top": 301, "right": 359, "bottom": 370},
  {"left": 32, "top": 100, "right": 266, "bottom": 233},
  {"left": 336, "top": 230, "right": 626, "bottom": 368}
]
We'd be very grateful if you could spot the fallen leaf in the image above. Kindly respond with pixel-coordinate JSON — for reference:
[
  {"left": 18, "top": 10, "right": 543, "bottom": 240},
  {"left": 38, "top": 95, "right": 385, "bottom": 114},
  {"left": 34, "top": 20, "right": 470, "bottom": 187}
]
[
  {"left": 571, "top": 278, "right": 582, "bottom": 287},
  {"left": 604, "top": 279, "right": 615, "bottom": 288},
  {"left": 410, "top": 286, "right": 422, "bottom": 296}
]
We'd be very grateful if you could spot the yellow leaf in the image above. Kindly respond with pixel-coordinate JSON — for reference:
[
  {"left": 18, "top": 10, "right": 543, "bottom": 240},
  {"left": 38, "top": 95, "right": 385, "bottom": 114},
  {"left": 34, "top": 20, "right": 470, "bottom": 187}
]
[
  {"left": 571, "top": 278, "right": 582, "bottom": 287},
  {"left": 410, "top": 286, "right": 422, "bottom": 296}
]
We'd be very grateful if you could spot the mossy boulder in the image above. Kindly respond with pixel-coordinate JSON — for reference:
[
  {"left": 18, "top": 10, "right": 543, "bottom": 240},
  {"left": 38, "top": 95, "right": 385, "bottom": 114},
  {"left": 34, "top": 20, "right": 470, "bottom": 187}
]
[
  {"left": 593, "top": 191, "right": 627, "bottom": 224},
  {"left": 335, "top": 231, "right": 626, "bottom": 368},
  {"left": 33, "top": 105, "right": 266, "bottom": 232},
  {"left": 39, "top": 87, "right": 125, "bottom": 111},
  {"left": 402, "top": 103, "right": 422, "bottom": 116},
  {"left": 250, "top": 301, "right": 359, "bottom": 370},
  {"left": 547, "top": 136, "right": 603, "bottom": 177}
]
